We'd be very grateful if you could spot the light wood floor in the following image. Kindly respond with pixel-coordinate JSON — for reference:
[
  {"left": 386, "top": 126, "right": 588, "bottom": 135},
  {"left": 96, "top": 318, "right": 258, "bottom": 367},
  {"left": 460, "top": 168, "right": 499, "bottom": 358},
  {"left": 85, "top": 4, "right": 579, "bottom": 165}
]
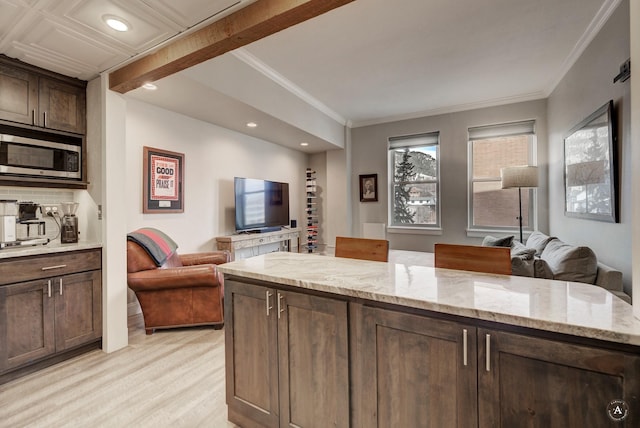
[{"left": 0, "top": 315, "right": 238, "bottom": 427}]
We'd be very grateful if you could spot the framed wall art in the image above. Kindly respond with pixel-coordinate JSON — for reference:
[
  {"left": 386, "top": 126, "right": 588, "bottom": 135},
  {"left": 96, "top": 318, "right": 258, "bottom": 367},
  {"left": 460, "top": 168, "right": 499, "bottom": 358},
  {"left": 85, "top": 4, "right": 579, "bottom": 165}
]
[
  {"left": 359, "top": 173, "right": 378, "bottom": 202},
  {"left": 563, "top": 100, "right": 617, "bottom": 222},
  {"left": 143, "top": 146, "right": 184, "bottom": 213}
]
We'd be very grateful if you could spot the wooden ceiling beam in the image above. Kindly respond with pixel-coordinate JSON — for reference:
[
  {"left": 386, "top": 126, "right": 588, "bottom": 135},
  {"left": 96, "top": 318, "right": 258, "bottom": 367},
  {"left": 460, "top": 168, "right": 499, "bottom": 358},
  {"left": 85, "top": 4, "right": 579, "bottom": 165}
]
[{"left": 109, "top": 0, "right": 355, "bottom": 94}]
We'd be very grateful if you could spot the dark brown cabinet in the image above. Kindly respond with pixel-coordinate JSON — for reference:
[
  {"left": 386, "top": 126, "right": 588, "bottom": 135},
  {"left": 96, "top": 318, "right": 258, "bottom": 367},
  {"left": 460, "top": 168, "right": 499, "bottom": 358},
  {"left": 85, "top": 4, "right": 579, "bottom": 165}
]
[
  {"left": 0, "top": 56, "right": 86, "bottom": 134},
  {"left": 225, "top": 279, "right": 349, "bottom": 428},
  {"left": 478, "top": 328, "right": 640, "bottom": 427},
  {"left": 355, "top": 305, "right": 640, "bottom": 427},
  {"left": 225, "top": 277, "right": 640, "bottom": 427},
  {"left": 354, "top": 306, "right": 478, "bottom": 428},
  {"left": 0, "top": 249, "right": 101, "bottom": 382}
]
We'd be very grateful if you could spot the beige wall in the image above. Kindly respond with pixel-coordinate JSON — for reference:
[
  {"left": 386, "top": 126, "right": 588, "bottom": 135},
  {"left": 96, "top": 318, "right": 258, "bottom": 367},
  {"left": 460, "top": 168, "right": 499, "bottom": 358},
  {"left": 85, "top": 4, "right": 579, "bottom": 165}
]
[
  {"left": 349, "top": 99, "right": 548, "bottom": 252},
  {"left": 547, "top": 0, "right": 631, "bottom": 293},
  {"left": 124, "top": 98, "right": 308, "bottom": 253}
]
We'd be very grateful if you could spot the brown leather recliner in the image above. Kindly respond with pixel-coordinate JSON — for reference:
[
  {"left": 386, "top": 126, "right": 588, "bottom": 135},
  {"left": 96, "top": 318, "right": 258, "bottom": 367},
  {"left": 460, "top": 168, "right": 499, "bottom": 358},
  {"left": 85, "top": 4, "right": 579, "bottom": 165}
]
[{"left": 127, "top": 240, "right": 230, "bottom": 335}]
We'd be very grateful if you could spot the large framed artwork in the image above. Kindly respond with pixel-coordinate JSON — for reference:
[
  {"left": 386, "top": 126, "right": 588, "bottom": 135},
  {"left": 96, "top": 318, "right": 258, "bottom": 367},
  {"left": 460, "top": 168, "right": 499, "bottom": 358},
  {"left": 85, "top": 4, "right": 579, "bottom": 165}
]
[
  {"left": 143, "top": 146, "right": 184, "bottom": 213},
  {"left": 563, "top": 100, "right": 617, "bottom": 222}
]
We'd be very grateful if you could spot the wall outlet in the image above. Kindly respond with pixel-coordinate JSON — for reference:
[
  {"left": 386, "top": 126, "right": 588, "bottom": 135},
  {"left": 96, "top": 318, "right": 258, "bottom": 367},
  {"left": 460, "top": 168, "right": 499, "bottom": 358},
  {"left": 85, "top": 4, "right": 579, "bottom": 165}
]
[{"left": 41, "top": 205, "right": 59, "bottom": 216}]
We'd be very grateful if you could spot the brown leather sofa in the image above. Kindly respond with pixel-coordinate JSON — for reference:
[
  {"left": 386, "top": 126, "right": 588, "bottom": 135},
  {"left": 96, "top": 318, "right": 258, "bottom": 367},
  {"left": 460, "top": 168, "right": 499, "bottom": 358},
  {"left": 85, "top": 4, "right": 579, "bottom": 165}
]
[{"left": 127, "top": 240, "right": 230, "bottom": 335}]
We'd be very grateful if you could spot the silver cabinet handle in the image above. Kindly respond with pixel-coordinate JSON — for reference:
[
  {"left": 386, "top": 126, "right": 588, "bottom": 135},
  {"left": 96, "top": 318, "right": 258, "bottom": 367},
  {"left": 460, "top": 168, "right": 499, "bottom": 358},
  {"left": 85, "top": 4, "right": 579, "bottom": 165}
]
[
  {"left": 47, "top": 279, "right": 52, "bottom": 298},
  {"left": 43, "top": 111, "right": 47, "bottom": 127},
  {"left": 59, "top": 278, "right": 63, "bottom": 295},
  {"left": 266, "top": 291, "right": 273, "bottom": 316},
  {"left": 277, "top": 293, "right": 284, "bottom": 319},
  {"left": 32, "top": 109, "right": 36, "bottom": 126},
  {"left": 485, "top": 334, "right": 491, "bottom": 372},
  {"left": 41, "top": 264, "right": 67, "bottom": 271},
  {"left": 463, "top": 329, "right": 468, "bottom": 366}
]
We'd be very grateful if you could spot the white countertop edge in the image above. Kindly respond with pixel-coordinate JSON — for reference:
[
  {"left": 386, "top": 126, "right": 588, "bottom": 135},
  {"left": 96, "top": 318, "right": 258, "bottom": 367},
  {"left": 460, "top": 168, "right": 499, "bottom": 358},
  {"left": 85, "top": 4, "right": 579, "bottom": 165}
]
[
  {"left": 0, "top": 241, "right": 102, "bottom": 258},
  {"left": 219, "top": 254, "right": 640, "bottom": 348}
]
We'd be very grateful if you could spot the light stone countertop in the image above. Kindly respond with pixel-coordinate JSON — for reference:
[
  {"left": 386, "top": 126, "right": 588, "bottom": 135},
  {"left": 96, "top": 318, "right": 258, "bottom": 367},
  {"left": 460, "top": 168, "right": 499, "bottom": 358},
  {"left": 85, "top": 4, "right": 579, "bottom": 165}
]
[
  {"left": 0, "top": 240, "right": 102, "bottom": 259},
  {"left": 218, "top": 251, "right": 640, "bottom": 347}
]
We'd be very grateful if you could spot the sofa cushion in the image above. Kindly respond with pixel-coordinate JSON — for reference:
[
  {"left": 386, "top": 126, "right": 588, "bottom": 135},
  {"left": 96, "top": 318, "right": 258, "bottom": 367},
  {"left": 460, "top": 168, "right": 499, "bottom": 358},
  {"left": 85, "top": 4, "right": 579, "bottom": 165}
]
[
  {"left": 526, "top": 231, "right": 557, "bottom": 257},
  {"left": 541, "top": 239, "right": 598, "bottom": 284},
  {"left": 482, "top": 235, "right": 514, "bottom": 247},
  {"left": 533, "top": 258, "right": 554, "bottom": 279}
]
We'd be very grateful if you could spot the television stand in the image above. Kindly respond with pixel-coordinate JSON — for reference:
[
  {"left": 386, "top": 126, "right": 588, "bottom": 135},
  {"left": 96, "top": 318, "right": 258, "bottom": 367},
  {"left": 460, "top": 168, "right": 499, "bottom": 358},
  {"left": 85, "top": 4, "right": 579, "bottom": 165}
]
[{"left": 215, "top": 228, "right": 300, "bottom": 261}]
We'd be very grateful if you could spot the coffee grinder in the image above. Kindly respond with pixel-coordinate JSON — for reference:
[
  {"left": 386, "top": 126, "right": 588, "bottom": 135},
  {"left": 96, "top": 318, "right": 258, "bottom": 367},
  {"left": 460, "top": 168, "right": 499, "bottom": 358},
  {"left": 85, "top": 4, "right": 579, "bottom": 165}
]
[{"left": 60, "top": 202, "right": 79, "bottom": 243}]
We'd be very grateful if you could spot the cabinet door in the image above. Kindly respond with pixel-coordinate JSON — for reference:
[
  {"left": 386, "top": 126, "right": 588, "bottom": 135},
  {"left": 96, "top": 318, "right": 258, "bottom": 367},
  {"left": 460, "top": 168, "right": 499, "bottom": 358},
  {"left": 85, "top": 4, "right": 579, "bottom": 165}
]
[
  {"left": 225, "top": 280, "right": 279, "bottom": 428},
  {"left": 39, "top": 77, "right": 86, "bottom": 134},
  {"left": 0, "top": 63, "right": 38, "bottom": 126},
  {"left": 356, "top": 306, "right": 478, "bottom": 428},
  {"left": 277, "top": 290, "right": 349, "bottom": 428},
  {"left": 478, "top": 328, "right": 640, "bottom": 427},
  {"left": 54, "top": 271, "right": 101, "bottom": 351},
  {"left": 0, "top": 279, "right": 55, "bottom": 371}
]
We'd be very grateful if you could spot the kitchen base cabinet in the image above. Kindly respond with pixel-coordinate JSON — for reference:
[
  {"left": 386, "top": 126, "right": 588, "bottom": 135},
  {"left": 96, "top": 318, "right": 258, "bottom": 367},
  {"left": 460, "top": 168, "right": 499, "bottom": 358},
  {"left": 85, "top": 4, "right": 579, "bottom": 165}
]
[
  {"left": 355, "top": 306, "right": 640, "bottom": 427},
  {"left": 478, "top": 328, "right": 640, "bottom": 427},
  {"left": 0, "top": 249, "right": 102, "bottom": 383},
  {"left": 225, "top": 279, "right": 349, "bottom": 428},
  {"left": 354, "top": 306, "right": 478, "bottom": 428},
  {"left": 225, "top": 274, "right": 640, "bottom": 427}
]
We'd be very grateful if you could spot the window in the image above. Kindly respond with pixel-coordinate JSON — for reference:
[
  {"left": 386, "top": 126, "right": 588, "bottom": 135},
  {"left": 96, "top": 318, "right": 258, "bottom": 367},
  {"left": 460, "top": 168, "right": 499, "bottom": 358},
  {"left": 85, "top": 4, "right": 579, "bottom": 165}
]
[
  {"left": 388, "top": 132, "right": 440, "bottom": 228},
  {"left": 468, "top": 121, "right": 536, "bottom": 233}
]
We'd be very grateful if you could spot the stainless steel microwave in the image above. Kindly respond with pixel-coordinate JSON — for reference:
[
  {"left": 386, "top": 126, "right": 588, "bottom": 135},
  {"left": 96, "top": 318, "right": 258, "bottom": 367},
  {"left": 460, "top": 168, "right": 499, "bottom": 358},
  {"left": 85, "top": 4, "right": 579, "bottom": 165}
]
[{"left": 0, "top": 134, "right": 81, "bottom": 179}]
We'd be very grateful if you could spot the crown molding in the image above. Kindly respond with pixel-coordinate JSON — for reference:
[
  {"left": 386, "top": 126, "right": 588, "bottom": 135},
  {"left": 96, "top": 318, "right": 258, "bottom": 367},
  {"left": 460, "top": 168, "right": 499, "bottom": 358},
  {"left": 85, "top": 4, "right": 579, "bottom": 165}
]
[
  {"left": 231, "top": 48, "right": 347, "bottom": 126},
  {"left": 543, "top": 0, "right": 622, "bottom": 97}
]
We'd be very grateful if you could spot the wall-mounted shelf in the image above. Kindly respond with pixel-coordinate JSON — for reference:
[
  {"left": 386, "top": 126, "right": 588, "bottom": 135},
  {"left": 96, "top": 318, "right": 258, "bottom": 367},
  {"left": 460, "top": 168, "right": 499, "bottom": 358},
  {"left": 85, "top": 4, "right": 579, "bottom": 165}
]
[{"left": 306, "top": 168, "right": 318, "bottom": 253}]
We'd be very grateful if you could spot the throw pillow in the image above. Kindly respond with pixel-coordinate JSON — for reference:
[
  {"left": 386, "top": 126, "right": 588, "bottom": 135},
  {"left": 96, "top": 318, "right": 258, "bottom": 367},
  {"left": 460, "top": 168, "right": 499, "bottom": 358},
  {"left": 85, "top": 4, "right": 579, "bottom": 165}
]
[
  {"left": 482, "top": 235, "right": 514, "bottom": 248},
  {"left": 541, "top": 239, "right": 598, "bottom": 284},
  {"left": 526, "top": 231, "right": 557, "bottom": 257},
  {"left": 511, "top": 241, "right": 536, "bottom": 260}
]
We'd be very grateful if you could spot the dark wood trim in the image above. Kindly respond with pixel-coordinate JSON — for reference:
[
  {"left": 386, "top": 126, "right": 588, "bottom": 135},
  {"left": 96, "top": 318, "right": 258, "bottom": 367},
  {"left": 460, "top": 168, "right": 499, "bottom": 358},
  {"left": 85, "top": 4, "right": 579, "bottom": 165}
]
[{"left": 108, "top": 0, "right": 356, "bottom": 93}]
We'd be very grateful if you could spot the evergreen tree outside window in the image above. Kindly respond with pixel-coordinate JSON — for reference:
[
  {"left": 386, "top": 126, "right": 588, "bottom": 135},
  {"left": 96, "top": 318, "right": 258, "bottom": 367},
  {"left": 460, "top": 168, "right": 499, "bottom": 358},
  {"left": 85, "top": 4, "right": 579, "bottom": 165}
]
[
  {"left": 468, "top": 121, "right": 536, "bottom": 232},
  {"left": 389, "top": 132, "right": 440, "bottom": 228}
]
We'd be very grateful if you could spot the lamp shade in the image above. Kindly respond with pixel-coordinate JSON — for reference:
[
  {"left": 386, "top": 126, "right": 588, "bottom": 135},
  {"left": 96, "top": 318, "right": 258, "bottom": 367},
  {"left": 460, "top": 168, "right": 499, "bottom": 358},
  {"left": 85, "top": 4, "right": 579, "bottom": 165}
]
[{"left": 500, "top": 166, "right": 538, "bottom": 189}]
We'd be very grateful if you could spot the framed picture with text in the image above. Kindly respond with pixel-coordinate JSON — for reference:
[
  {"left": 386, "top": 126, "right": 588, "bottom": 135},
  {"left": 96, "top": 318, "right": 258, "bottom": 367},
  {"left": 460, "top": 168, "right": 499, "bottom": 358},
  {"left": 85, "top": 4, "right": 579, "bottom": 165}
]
[
  {"left": 359, "top": 173, "right": 378, "bottom": 202},
  {"left": 143, "top": 146, "right": 184, "bottom": 213}
]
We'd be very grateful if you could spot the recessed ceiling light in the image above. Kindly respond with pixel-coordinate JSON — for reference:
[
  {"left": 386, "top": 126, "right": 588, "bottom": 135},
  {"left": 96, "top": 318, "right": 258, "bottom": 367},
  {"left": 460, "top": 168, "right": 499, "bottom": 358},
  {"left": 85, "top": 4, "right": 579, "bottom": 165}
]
[
  {"left": 246, "top": 122, "right": 258, "bottom": 128},
  {"left": 142, "top": 83, "right": 157, "bottom": 90},
  {"left": 300, "top": 142, "right": 309, "bottom": 146},
  {"left": 103, "top": 15, "right": 130, "bottom": 32}
]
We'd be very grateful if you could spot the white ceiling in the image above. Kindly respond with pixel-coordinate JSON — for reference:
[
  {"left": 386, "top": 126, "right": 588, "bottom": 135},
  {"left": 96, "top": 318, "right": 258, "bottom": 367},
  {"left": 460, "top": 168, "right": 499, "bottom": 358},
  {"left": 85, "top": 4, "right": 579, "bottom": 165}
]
[{"left": 0, "top": 0, "right": 621, "bottom": 153}]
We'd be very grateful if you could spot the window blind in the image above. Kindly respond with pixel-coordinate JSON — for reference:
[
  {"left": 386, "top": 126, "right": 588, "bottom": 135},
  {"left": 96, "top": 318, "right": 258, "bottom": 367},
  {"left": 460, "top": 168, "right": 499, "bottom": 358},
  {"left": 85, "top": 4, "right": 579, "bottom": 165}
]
[
  {"left": 389, "top": 132, "right": 439, "bottom": 149},
  {"left": 468, "top": 120, "right": 535, "bottom": 140}
]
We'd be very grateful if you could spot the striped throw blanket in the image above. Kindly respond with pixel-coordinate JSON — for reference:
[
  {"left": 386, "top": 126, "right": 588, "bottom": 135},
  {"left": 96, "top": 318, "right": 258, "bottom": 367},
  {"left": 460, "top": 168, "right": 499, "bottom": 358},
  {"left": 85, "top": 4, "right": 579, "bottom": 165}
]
[{"left": 127, "top": 228, "right": 178, "bottom": 266}]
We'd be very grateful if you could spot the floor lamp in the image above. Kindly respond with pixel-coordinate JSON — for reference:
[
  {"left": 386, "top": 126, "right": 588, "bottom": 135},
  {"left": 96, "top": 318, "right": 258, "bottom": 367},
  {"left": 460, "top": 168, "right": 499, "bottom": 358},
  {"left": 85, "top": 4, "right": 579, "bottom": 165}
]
[{"left": 500, "top": 166, "right": 538, "bottom": 243}]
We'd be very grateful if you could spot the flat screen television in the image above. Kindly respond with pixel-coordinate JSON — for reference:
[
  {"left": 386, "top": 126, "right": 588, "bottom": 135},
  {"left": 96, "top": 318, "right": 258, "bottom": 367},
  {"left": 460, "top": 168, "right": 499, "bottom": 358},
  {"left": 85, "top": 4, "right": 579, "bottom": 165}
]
[{"left": 234, "top": 177, "right": 290, "bottom": 233}]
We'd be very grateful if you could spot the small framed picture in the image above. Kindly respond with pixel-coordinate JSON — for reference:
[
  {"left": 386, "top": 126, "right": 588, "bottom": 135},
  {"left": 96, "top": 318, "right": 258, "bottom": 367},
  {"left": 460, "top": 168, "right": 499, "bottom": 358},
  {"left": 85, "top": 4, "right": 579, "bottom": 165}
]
[
  {"left": 143, "top": 146, "right": 184, "bottom": 213},
  {"left": 359, "top": 174, "right": 378, "bottom": 202}
]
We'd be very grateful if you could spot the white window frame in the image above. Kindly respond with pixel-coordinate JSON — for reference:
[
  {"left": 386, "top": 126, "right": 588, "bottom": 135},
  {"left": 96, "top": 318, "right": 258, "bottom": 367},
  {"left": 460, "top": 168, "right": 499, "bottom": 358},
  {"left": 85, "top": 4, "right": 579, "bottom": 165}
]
[
  {"left": 388, "top": 132, "right": 441, "bottom": 233},
  {"left": 467, "top": 120, "right": 537, "bottom": 237}
]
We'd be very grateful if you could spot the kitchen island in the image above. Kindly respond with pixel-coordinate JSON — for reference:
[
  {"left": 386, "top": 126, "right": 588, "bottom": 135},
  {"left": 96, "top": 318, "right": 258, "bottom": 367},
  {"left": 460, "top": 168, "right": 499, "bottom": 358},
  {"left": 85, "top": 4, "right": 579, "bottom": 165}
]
[{"left": 219, "top": 252, "right": 640, "bottom": 427}]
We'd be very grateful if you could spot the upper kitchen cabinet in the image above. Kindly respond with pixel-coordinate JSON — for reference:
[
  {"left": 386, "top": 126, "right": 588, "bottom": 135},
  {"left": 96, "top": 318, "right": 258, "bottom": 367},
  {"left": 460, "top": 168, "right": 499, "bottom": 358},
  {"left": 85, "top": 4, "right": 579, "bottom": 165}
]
[{"left": 0, "top": 55, "right": 86, "bottom": 135}]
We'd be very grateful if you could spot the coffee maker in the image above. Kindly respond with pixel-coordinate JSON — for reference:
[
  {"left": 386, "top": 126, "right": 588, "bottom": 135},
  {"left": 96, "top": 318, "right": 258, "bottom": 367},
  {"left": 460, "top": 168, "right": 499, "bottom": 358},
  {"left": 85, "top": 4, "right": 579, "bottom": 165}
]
[
  {"left": 0, "top": 200, "right": 17, "bottom": 244},
  {"left": 60, "top": 202, "right": 79, "bottom": 243}
]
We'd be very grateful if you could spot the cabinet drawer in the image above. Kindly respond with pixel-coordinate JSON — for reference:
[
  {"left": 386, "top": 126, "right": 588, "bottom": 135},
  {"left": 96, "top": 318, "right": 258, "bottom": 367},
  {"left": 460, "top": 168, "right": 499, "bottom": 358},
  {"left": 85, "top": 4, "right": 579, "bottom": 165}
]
[{"left": 0, "top": 249, "right": 101, "bottom": 285}]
